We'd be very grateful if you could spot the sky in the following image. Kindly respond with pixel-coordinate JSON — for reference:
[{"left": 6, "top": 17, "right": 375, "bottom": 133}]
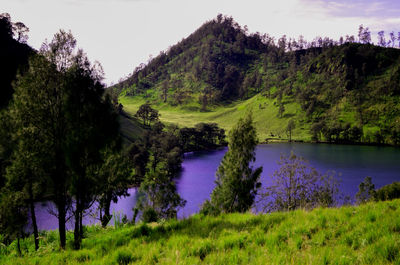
[{"left": 2, "top": 0, "right": 400, "bottom": 85}]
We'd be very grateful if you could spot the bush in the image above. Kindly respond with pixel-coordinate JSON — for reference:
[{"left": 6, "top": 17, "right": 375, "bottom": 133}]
[
  {"left": 376, "top": 182, "right": 400, "bottom": 201},
  {"left": 114, "top": 249, "right": 134, "bottom": 265},
  {"left": 141, "top": 207, "right": 158, "bottom": 223}
]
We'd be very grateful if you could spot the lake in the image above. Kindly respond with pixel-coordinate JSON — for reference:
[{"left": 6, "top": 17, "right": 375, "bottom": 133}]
[{"left": 34, "top": 143, "right": 400, "bottom": 230}]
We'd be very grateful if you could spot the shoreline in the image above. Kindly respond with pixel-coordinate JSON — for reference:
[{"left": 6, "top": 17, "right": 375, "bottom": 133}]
[{"left": 261, "top": 138, "right": 398, "bottom": 147}]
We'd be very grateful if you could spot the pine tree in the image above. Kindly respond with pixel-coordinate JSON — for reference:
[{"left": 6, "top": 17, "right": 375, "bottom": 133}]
[{"left": 201, "top": 113, "right": 262, "bottom": 215}]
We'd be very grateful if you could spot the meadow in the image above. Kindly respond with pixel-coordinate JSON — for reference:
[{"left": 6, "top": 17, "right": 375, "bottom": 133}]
[
  {"left": 2, "top": 199, "right": 400, "bottom": 264},
  {"left": 119, "top": 93, "right": 312, "bottom": 143}
]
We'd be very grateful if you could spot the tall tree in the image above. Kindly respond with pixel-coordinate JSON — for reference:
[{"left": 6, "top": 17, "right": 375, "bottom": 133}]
[
  {"left": 358, "top": 24, "right": 371, "bottom": 44},
  {"left": 5, "top": 145, "right": 45, "bottom": 251},
  {"left": 286, "top": 119, "right": 296, "bottom": 142},
  {"left": 134, "top": 122, "right": 185, "bottom": 222},
  {"left": 63, "top": 48, "right": 120, "bottom": 249},
  {"left": 10, "top": 52, "right": 70, "bottom": 249},
  {"left": 355, "top": 176, "right": 376, "bottom": 204},
  {"left": 378, "top": 31, "right": 386, "bottom": 47},
  {"left": 201, "top": 113, "right": 262, "bottom": 215},
  {"left": 9, "top": 30, "right": 120, "bottom": 249},
  {"left": 98, "top": 148, "right": 132, "bottom": 227}
]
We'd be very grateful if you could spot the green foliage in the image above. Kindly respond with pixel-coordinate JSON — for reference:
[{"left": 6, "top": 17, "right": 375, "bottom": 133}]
[
  {"left": 136, "top": 168, "right": 186, "bottom": 222},
  {"left": 0, "top": 190, "right": 27, "bottom": 248},
  {"left": 98, "top": 150, "right": 132, "bottom": 227},
  {"left": 135, "top": 103, "right": 160, "bottom": 127},
  {"left": 262, "top": 152, "right": 339, "bottom": 212},
  {"left": 375, "top": 182, "right": 400, "bottom": 201},
  {"left": 5, "top": 30, "right": 120, "bottom": 250},
  {"left": 201, "top": 113, "right": 262, "bottom": 214},
  {"left": 179, "top": 122, "right": 226, "bottom": 152},
  {"left": 356, "top": 176, "right": 376, "bottom": 204}
]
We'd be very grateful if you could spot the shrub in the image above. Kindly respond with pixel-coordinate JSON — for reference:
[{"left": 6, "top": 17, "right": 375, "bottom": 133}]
[{"left": 376, "top": 182, "right": 400, "bottom": 201}]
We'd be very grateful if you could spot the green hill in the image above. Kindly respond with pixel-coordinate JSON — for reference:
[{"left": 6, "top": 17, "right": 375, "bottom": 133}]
[
  {"left": 114, "top": 15, "right": 400, "bottom": 145},
  {"left": 2, "top": 199, "right": 400, "bottom": 264}
]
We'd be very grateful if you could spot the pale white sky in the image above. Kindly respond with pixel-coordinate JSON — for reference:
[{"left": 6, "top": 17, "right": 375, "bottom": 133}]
[{"left": 2, "top": 0, "right": 400, "bottom": 85}]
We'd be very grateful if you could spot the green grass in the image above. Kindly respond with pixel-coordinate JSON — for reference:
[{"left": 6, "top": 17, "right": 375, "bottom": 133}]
[
  {"left": 118, "top": 114, "right": 146, "bottom": 146},
  {"left": 119, "top": 94, "right": 312, "bottom": 142},
  {"left": 2, "top": 199, "right": 400, "bottom": 264}
]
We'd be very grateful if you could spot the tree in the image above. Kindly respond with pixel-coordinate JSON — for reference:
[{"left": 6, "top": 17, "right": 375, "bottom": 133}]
[
  {"left": 201, "top": 113, "right": 262, "bottom": 215},
  {"left": 5, "top": 145, "right": 45, "bottom": 251},
  {"left": 398, "top": 32, "right": 400, "bottom": 48},
  {"left": 135, "top": 103, "right": 160, "bottom": 126},
  {"left": 358, "top": 25, "right": 371, "bottom": 44},
  {"left": 127, "top": 141, "right": 149, "bottom": 184},
  {"left": 389, "top": 31, "right": 396, "bottom": 48},
  {"left": 262, "top": 152, "right": 338, "bottom": 212},
  {"left": 161, "top": 80, "right": 169, "bottom": 103},
  {"left": 135, "top": 168, "right": 186, "bottom": 222},
  {"left": 9, "top": 30, "right": 119, "bottom": 249},
  {"left": 98, "top": 149, "right": 132, "bottom": 227},
  {"left": 278, "top": 103, "right": 285, "bottom": 118},
  {"left": 62, "top": 46, "right": 120, "bottom": 249},
  {"left": 0, "top": 190, "right": 27, "bottom": 255},
  {"left": 355, "top": 176, "right": 376, "bottom": 204},
  {"left": 378, "top": 31, "right": 386, "bottom": 47},
  {"left": 10, "top": 51, "right": 70, "bottom": 249},
  {"left": 134, "top": 121, "right": 185, "bottom": 222},
  {"left": 286, "top": 119, "right": 295, "bottom": 142},
  {"left": 12, "top": 21, "right": 29, "bottom": 43}
]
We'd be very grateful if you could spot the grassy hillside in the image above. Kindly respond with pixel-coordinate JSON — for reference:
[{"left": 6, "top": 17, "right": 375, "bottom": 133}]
[
  {"left": 119, "top": 94, "right": 310, "bottom": 142},
  {"left": 2, "top": 199, "right": 400, "bottom": 264},
  {"left": 118, "top": 113, "right": 147, "bottom": 146}
]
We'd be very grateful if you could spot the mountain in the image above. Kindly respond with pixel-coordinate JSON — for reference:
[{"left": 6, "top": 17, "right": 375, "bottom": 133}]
[{"left": 114, "top": 15, "right": 400, "bottom": 145}]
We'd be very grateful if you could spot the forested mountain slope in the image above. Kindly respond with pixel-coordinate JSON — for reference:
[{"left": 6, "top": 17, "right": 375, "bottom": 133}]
[{"left": 114, "top": 15, "right": 400, "bottom": 145}]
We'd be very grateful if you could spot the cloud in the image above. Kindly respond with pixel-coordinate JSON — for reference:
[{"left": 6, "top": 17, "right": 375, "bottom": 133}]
[{"left": 300, "top": 0, "right": 400, "bottom": 18}]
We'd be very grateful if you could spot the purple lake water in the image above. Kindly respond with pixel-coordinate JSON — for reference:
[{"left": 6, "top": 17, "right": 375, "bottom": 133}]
[{"left": 34, "top": 143, "right": 400, "bottom": 230}]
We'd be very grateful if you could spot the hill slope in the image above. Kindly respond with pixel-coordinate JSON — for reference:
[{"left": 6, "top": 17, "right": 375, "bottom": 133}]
[
  {"left": 114, "top": 15, "right": 400, "bottom": 145},
  {"left": 2, "top": 199, "right": 400, "bottom": 264}
]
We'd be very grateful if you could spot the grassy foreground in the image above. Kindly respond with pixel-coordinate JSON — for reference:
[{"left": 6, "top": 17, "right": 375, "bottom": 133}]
[
  {"left": 2, "top": 200, "right": 400, "bottom": 264},
  {"left": 119, "top": 94, "right": 312, "bottom": 143}
]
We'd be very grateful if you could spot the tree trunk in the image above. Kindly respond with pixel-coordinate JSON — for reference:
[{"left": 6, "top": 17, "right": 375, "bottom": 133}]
[
  {"left": 17, "top": 235, "right": 21, "bottom": 256},
  {"left": 79, "top": 211, "right": 83, "bottom": 239},
  {"left": 57, "top": 199, "right": 66, "bottom": 250},
  {"left": 101, "top": 193, "right": 112, "bottom": 228},
  {"left": 73, "top": 196, "right": 81, "bottom": 250},
  {"left": 29, "top": 196, "right": 39, "bottom": 251}
]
